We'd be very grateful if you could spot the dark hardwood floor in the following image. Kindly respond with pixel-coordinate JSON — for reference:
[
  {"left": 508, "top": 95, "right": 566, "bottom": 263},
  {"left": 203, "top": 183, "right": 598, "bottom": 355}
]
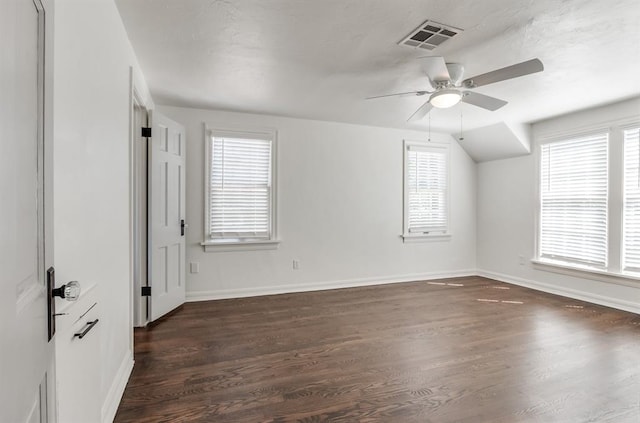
[{"left": 114, "top": 276, "right": 640, "bottom": 422}]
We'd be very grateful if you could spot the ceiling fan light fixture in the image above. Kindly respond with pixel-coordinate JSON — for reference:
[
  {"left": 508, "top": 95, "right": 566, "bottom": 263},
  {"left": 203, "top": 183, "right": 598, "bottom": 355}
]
[{"left": 429, "top": 89, "right": 462, "bottom": 108}]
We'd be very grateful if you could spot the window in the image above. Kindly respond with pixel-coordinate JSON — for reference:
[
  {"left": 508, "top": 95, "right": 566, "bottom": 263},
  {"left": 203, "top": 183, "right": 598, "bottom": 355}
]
[
  {"left": 539, "top": 132, "right": 609, "bottom": 268},
  {"left": 203, "top": 126, "right": 278, "bottom": 251},
  {"left": 403, "top": 140, "right": 450, "bottom": 240},
  {"left": 536, "top": 123, "right": 640, "bottom": 279},
  {"left": 623, "top": 127, "right": 640, "bottom": 271}
]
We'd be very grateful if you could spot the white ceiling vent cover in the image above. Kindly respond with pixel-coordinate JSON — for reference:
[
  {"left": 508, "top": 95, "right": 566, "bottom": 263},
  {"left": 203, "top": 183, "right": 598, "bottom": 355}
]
[{"left": 399, "top": 20, "right": 463, "bottom": 51}]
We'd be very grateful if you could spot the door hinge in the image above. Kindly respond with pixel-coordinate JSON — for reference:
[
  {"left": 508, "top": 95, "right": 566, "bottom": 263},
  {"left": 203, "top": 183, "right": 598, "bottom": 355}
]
[
  {"left": 141, "top": 286, "right": 151, "bottom": 297},
  {"left": 141, "top": 127, "right": 151, "bottom": 137}
]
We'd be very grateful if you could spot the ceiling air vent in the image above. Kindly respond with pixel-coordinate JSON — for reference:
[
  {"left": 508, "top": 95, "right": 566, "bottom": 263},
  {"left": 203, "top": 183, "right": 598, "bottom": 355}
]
[{"left": 399, "top": 20, "right": 463, "bottom": 51}]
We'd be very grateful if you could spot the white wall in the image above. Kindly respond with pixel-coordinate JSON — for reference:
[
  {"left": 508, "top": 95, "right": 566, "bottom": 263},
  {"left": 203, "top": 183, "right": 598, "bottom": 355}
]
[
  {"left": 158, "top": 105, "right": 477, "bottom": 299},
  {"left": 477, "top": 97, "right": 640, "bottom": 314},
  {"left": 53, "top": 0, "right": 152, "bottom": 421}
]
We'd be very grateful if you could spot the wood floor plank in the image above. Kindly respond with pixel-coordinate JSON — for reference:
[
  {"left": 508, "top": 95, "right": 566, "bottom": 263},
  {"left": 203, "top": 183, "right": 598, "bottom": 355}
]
[{"left": 114, "top": 276, "right": 640, "bottom": 422}]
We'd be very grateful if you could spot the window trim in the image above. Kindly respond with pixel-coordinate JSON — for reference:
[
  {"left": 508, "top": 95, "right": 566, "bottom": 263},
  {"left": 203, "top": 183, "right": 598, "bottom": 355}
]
[
  {"left": 534, "top": 117, "right": 640, "bottom": 283},
  {"left": 202, "top": 123, "right": 279, "bottom": 252},
  {"left": 402, "top": 139, "right": 451, "bottom": 242},
  {"left": 531, "top": 259, "right": 640, "bottom": 289}
]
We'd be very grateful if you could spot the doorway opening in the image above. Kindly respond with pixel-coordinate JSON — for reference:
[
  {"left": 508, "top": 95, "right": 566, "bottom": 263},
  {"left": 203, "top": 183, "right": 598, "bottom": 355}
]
[{"left": 129, "top": 74, "right": 149, "bottom": 332}]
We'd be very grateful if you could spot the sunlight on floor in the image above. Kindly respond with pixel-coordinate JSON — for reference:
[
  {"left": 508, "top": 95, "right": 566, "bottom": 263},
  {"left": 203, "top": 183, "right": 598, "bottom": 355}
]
[
  {"left": 427, "top": 282, "right": 465, "bottom": 287},
  {"left": 477, "top": 298, "right": 524, "bottom": 304}
]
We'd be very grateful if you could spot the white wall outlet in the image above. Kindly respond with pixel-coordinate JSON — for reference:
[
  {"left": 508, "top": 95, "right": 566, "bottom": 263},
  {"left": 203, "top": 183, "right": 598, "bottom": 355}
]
[
  {"left": 293, "top": 260, "right": 300, "bottom": 270},
  {"left": 518, "top": 255, "right": 525, "bottom": 265},
  {"left": 190, "top": 262, "right": 200, "bottom": 274}
]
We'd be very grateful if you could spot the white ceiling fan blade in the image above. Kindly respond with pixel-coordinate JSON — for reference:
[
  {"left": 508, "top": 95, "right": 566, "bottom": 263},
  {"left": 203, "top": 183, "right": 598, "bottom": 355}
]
[
  {"left": 366, "top": 90, "right": 430, "bottom": 100},
  {"left": 462, "top": 58, "right": 544, "bottom": 88},
  {"left": 407, "top": 100, "right": 434, "bottom": 122},
  {"left": 419, "top": 56, "right": 451, "bottom": 83},
  {"left": 461, "top": 91, "right": 508, "bottom": 111}
]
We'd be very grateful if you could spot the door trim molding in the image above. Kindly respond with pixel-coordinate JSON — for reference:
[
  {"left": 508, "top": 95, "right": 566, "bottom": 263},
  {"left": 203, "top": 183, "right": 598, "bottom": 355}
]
[{"left": 129, "top": 68, "right": 150, "bottom": 333}]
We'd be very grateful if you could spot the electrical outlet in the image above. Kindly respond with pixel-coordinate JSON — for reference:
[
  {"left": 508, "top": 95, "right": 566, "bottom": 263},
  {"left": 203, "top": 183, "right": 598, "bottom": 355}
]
[
  {"left": 293, "top": 260, "right": 300, "bottom": 270},
  {"left": 518, "top": 255, "right": 525, "bottom": 266},
  {"left": 190, "top": 262, "right": 200, "bottom": 274}
]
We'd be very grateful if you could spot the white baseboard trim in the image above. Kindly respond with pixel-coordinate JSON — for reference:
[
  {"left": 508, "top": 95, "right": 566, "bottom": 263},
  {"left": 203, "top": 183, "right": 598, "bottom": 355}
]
[
  {"left": 477, "top": 269, "right": 640, "bottom": 315},
  {"left": 186, "top": 269, "right": 639, "bottom": 314},
  {"left": 186, "top": 269, "right": 477, "bottom": 302},
  {"left": 101, "top": 352, "right": 134, "bottom": 423}
]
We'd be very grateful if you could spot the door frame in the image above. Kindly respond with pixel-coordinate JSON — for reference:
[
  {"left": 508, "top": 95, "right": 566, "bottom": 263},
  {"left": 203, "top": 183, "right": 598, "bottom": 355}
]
[{"left": 129, "top": 69, "right": 149, "bottom": 333}]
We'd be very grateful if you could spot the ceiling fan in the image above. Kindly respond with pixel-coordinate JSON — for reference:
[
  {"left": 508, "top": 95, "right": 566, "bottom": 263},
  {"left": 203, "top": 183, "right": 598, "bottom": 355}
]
[{"left": 368, "top": 57, "right": 544, "bottom": 122}]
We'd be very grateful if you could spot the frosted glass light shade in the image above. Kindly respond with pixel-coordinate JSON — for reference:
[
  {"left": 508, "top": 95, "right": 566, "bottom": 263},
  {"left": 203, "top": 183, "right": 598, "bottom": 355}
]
[{"left": 430, "top": 89, "right": 462, "bottom": 108}]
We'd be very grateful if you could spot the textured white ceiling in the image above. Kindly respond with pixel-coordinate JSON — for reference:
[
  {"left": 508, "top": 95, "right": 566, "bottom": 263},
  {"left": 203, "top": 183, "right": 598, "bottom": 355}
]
[{"left": 116, "top": 0, "right": 640, "bottom": 134}]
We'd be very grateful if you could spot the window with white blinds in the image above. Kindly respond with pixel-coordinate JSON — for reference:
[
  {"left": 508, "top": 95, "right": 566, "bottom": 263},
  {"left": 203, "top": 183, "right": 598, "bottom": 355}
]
[
  {"left": 403, "top": 141, "right": 449, "bottom": 236},
  {"left": 539, "top": 132, "right": 609, "bottom": 268},
  {"left": 623, "top": 127, "right": 640, "bottom": 271},
  {"left": 207, "top": 131, "right": 274, "bottom": 241}
]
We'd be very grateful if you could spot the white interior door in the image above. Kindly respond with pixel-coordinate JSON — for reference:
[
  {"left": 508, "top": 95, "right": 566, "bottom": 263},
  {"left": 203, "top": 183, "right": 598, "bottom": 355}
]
[
  {"left": 0, "top": 0, "right": 55, "bottom": 422},
  {"left": 148, "top": 111, "right": 186, "bottom": 321}
]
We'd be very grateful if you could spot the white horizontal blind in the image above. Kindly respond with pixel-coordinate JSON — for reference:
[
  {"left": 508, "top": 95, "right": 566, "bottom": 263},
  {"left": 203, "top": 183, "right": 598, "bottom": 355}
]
[
  {"left": 623, "top": 127, "right": 640, "bottom": 271},
  {"left": 209, "top": 135, "right": 272, "bottom": 239},
  {"left": 406, "top": 145, "right": 448, "bottom": 233},
  {"left": 539, "top": 133, "right": 609, "bottom": 267}
]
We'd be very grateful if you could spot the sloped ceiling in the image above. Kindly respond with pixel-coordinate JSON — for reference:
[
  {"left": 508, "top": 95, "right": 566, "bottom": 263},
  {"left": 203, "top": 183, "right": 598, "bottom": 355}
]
[
  {"left": 115, "top": 0, "right": 640, "bottom": 161},
  {"left": 456, "top": 122, "right": 531, "bottom": 163}
]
